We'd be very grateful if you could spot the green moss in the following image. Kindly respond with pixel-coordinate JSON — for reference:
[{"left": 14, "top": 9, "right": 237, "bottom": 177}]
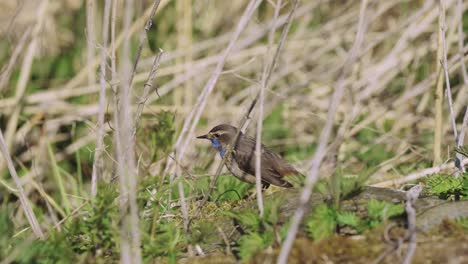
[{"left": 65, "top": 184, "right": 119, "bottom": 257}]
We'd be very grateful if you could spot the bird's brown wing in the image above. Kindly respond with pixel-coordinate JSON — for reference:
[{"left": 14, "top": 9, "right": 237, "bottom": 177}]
[{"left": 233, "top": 135, "right": 295, "bottom": 187}]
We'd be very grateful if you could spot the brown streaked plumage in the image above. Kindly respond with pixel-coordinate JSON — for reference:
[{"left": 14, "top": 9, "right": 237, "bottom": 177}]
[{"left": 197, "top": 124, "right": 298, "bottom": 188}]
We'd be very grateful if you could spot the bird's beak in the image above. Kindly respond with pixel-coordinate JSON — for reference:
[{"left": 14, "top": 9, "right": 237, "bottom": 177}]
[{"left": 196, "top": 134, "right": 209, "bottom": 139}]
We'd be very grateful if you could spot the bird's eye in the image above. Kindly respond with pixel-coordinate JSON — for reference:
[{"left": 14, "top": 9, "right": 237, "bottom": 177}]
[{"left": 213, "top": 133, "right": 220, "bottom": 138}]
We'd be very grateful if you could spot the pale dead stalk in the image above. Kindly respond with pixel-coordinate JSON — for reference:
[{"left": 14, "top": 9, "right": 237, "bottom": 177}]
[
  {"left": 0, "top": 28, "right": 32, "bottom": 92},
  {"left": 133, "top": 50, "right": 164, "bottom": 137},
  {"left": 117, "top": 0, "right": 142, "bottom": 263},
  {"left": 278, "top": 0, "right": 369, "bottom": 263},
  {"left": 63, "top": 1, "right": 170, "bottom": 92},
  {"left": 255, "top": 0, "right": 283, "bottom": 218},
  {"left": 457, "top": 0, "right": 468, "bottom": 85},
  {"left": 129, "top": 0, "right": 161, "bottom": 86},
  {"left": 371, "top": 158, "right": 468, "bottom": 187},
  {"left": 0, "top": 129, "right": 44, "bottom": 239},
  {"left": 2, "top": 0, "right": 48, "bottom": 171},
  {"left": 433, "top": 0, "right": 445, "bottom": 166},
  {"left": 456, "top": 0, "right": 468, "bottom": 168},
  {"left": 91, "top": 0, "right": 112, "bottom": 197},
  {"left": 439, "top": 0, "right": 463, "bottom": 173},
  {"left": 86, "top": 0, "right": 97, "bottom": 86}
]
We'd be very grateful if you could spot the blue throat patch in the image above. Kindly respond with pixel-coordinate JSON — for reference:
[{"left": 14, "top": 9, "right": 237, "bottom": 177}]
[{"left": 209, "top": 139, "right": 226, "bottom": 158}]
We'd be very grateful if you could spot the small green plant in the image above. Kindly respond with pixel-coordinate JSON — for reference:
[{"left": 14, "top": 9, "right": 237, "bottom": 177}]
[
  {"left": 306, "top": 199, "right": 404, "bottom": 240},
  {"left": 65, "top": 184, "right": 120, "bottom": 257},
  {"left": 146, "top": 111, "right": 175, "bottom": 162},
  {"left": 365, "top": 199, "right": 405, "bottom": 228},
  {"left": 211, "top": 176, "right": 251, "bottom": 202},
  {"left": 16, "top": 232, "right": 75, "bottom": 264},
  {"left": 142, "top": 220, "right": 185, "bottom": 263},
  {"left": 0, "top": 203, "right": 15, "bottom": 260},
  {"left": 426, "top": 173, "right": 468, "bottom": 200},
  {"left": 11, "top": 184, "right": 121, "bottom": 263},
  {"left": 191, "top": 175, "right": 252, "bottom": 202},
  {"left": 455, "top": 217, "right": 468, "bottom": 231},
  {"left": 223, "top": 198, "right": 284, "bottom": 260},
  {"left": 306, "top": 204, "right": 360, "bottom": 240}
]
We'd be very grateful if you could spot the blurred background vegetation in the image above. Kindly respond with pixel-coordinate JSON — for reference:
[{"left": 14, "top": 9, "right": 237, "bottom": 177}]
[{"left": 0, "top": 0, "right": 467, "bottom": 262}]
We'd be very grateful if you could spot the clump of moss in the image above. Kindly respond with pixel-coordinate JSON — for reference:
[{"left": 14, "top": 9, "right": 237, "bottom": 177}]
[{"left": 65, "top": 184, "right": 120, "bottom": 258}]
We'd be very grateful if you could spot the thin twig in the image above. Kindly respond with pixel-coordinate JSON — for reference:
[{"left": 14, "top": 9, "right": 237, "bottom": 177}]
[
  {"left": 372, "top": 223, "right": 401, "bottom": 264},
  {"left": 439, "top": 0, "right": 462, "bottom": 174},
  {"left": 402, "top": 184, "right": 422, "bottom": 264},
  {"left": 2, "top": 0, "right": 48, "bottom": 170},
  {"left": 277, "top": 0, "right": 368, "bottom": 263},
  {"left": 133, "top": 50, "right": 164, "bottom": 138},
  {"left": 86, "top": 0, "right": 97, "bottom": 86},
  {"left": 91, "top": 0, "right": 112, "bottom": 197},
  {"left": 216, "top": 226, "right": 231, "bottom": 255},
  {"left": 255, "top": 0, "right": 283, "bottom": 218},
  {"left": 117, "top": 0, "right": 142, "bottom": 263},
  {"left": 129, "top": 0, "right": 161, "bottom": 87},
  {"left": 176, "top": 163, "right": 191, "bottom": 253},
  {"left": 0, "top": 28, "right": 32, "bottom": 92},
  {"left": 62, "top": 1, "right": 169, "bottom": 93},
  {"left": 53, "top": 201, "right": 88, "bottom": 230},
  {"left": 372, "top": 158, "right": 468, "bottom": 187},
  {"left": 456, "top": 0, "right": 468, "bottom": 172},
  {"left": 457, "top": 2, "right": 468, "bottom": 84},
  {"left": 168, "top": 155, "right": 195, "bottom": 179},
  {"left": 0, "top": 129, "right": 44, "bottom": 239},
  {"left": 433, "top": 0, "right": 445, "bottom": 166}
]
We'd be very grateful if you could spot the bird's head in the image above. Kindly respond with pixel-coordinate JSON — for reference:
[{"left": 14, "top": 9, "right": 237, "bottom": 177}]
[{"left": 196, "top": 124, "right": 239, "bottom": 156}]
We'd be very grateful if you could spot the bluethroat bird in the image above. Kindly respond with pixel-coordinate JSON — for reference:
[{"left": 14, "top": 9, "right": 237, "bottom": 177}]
[{"left": 197, "top": 124, "right": 299, "bottom": 188}]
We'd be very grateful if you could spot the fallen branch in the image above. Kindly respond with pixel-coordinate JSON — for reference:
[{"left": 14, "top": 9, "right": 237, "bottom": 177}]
[{"left": 371, "top": 158, "right": 468, "bottom": 187}]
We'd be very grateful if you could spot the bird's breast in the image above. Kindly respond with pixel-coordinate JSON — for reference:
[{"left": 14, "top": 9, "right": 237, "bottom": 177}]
[{"left": 224, "top": 153, "right": 256, "bottom": 184}]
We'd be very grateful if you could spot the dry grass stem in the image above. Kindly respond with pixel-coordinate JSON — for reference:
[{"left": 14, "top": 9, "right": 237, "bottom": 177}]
[
  {"left": 278, "top": 0, "right": 368, "bottom": 262},
  {"left": 0, "top": 129, "right": 44, "bottom": 239},
  {"left": 433, "top": 0, "right": 445, "bottom": 166},
  {"left": 372, "top": 158, "right": 468, "bottom": 187},
  {"left": 91, "top": 0, "right": 112, "bottom": 197},
  {"left": 61, "top": 1, "right": 170, "bottom": 92},
  {"left": 85, "top": 0, "right": 96, "bottom": 86},
  {"left": 134, "top": 50, "right": 164, "bottom": 137},
  {"left": 0, "top": 28, "right": 31, "bottom": 92},
  {"left": 255, "top": 0, "right": 283, "bottom": 218},
  {"left": 456, "top": 0, "right": 468, "bottom": 170},
  {"left": 2, "top": 0, "right": 48, "bottom": 171},
  {"left": 129, "top": 0, "right": 161, "bottom": 87},
  {"left": 117, "top": 0, "right": 142, "bottom": 263},
  {"left": 439, "top": 0, "right": 462, "bottom": 174}
]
